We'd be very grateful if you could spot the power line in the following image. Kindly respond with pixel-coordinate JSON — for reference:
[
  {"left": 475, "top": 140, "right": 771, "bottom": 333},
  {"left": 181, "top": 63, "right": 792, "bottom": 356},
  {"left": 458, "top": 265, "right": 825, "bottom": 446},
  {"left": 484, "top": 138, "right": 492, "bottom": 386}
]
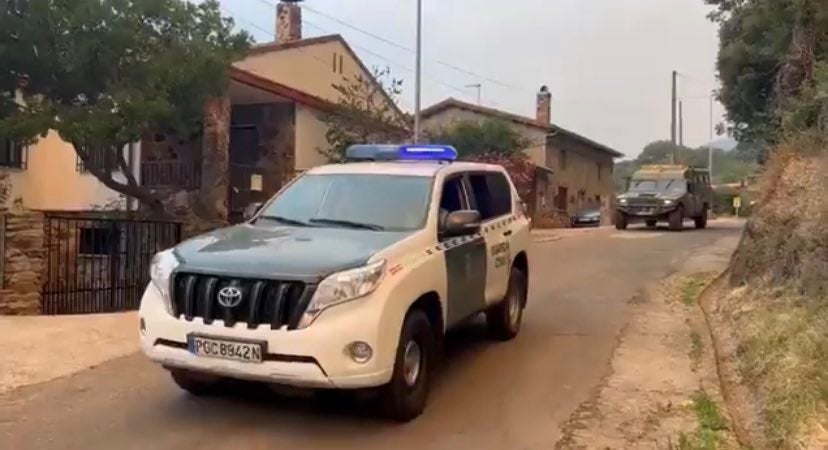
[
  {"left": 300, "top": 19, "right": 469, "bottom": 96},
  {"left": 274, "top": 0, "right": 526, "bottom": 92}
]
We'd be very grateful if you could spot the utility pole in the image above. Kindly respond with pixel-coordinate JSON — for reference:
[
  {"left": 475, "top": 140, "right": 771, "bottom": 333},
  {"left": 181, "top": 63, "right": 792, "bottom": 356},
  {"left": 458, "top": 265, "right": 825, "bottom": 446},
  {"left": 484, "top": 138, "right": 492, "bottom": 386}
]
[
  {"left": 413, "top": 0, "right": 423, "bottom": 143},
  {"left": 679, "top": 100, "right": 684, "bottom": 148},
  {"left": 671, "top": 70, "right": 677, "bottom": 163},
  {"left": 466, "top": 83, "right": 482, "bottom": 105},
  {"left": 708, "top": 92, "right": 714, "bottom": 180}
]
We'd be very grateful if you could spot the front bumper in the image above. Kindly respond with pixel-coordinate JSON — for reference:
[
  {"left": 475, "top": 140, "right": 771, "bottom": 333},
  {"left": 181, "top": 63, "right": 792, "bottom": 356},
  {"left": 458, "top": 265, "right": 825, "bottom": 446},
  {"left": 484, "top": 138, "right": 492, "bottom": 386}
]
[
  {"left": 138, "top": 283, "right": 393, "bottom": 389},
  {"left": 617, "top": 204, "right": 676, "bottom": 218}
]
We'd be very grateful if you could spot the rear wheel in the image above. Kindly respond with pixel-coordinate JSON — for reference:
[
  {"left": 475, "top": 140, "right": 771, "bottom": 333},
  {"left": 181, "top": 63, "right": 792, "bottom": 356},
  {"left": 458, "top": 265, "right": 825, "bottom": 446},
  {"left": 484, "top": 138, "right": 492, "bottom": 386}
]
[
  {"left": 614, "top": 212, "right": 628, "bottom": 230},
  {"left": 380, "top": 310, "right": 434, "bottom": 422},
  {"left": 694, "top": 209, "right": 708, "bottom": 229},
  {"left": 169, "top": 369, "right": 225, "bottom": 396},
  {"left": 668, "top": 206, "right": 684, "bottom": 231},
  {"left": 487, "top": 266, "right": 527, "bottom": 341},
  {"left": 645, "top": 220, "right": 657, "bottom": 228}
]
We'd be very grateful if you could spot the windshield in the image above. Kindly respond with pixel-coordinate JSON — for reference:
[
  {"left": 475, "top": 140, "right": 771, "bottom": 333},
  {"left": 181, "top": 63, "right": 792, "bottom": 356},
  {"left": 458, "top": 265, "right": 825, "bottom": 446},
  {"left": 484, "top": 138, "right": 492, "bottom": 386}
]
[
  {"left": 257, "top": 174, "right": 433, "bottom": 231},
  {"left": 629, "top": 179, "right": 686, "bottom": 194}
]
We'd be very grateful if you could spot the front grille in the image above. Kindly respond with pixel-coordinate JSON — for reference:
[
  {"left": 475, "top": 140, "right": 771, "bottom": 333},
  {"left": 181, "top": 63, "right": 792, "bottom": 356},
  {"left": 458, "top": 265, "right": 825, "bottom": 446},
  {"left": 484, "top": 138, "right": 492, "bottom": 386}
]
[
  {"left": 171, "top": 273, "right": 314, "bottom": 329},
  {"left": 627, "top": 197, "right": 661, "bottom": 207}
]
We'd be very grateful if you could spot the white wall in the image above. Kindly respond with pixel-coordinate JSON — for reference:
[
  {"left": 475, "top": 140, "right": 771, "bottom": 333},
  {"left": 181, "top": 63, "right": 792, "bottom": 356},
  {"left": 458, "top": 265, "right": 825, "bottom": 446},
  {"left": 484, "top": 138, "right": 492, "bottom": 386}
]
[{"left": 294, "top": 104, "right": 330, "bottom": 171}]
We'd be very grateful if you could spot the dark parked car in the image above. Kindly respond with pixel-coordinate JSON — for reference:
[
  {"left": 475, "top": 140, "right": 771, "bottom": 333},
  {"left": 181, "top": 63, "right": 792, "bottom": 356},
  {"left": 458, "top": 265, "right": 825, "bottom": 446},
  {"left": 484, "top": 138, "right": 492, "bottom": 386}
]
[{"left": 571, "top": 204, "right": 601, "bottom": 227}]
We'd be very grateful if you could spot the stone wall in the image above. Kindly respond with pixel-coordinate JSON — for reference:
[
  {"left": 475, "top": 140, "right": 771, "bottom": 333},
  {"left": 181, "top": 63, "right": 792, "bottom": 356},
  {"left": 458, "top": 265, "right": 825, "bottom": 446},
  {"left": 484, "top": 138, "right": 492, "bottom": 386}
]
[{"left": 0, "top": 211, "right": 46, "bottom": 315}]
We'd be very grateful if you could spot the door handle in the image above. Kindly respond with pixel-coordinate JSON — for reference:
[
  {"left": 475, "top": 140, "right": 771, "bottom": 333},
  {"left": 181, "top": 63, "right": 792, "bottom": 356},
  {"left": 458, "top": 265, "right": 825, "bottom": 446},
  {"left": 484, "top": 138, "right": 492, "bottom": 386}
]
[{"left": 503, "top": 230, "right": 513, "bottom": 237}]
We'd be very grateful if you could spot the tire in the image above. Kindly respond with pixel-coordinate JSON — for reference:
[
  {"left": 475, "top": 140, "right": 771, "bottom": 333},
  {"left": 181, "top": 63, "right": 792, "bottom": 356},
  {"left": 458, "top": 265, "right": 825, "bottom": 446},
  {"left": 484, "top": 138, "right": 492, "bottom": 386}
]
[
  {"left": 169, "top": 369, "right": 224, "bottom": 396},
  {"left": 486, "top": 266, "right": 527, "bottom": 341},
  {"left": 645, "top": 220, "right": 657, "bottom": 228},
  {"left": 694, "top": 208, "right": 708, "bottom": 229},
  {"left": 380, "top": 310, "right": 434, "bottom": 422},
  {"left": 614, "top": 212, "right": 628, "bottom": 230},
  {"left": 668, "top": 206, "right": 684, "bottom": 231}
]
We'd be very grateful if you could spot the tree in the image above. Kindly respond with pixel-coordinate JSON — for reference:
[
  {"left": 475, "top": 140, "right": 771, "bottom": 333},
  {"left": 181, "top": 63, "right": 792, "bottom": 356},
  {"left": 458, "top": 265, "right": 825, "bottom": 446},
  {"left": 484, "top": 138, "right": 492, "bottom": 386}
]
[
  {"left": 320, "top": 67, "right": 410, "bottom": 162},
  {"left": 0, "top": 0, "right": 250, "bottom": 214},
  {"left": 425, "top": 119, "right": 536, "bottom": 203},
  {"left": 425, "top": 119, "right": 531, "bottom": 159},
  {"left": 705, "top": 0, "right": 828, "bottom": 141}
]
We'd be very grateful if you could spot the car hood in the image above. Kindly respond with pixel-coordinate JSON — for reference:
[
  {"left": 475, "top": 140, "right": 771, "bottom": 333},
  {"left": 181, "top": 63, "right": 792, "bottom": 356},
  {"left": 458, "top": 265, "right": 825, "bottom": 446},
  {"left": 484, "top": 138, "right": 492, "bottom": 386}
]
[
  {"left": 575, "top": 209, "right": 601, "bottom": 218},
  {"left": 173, "top": 224, "right": 412, "bottom": 281},
  {"left": 618, "top": 192, "right": 681, "bottom": 201}
]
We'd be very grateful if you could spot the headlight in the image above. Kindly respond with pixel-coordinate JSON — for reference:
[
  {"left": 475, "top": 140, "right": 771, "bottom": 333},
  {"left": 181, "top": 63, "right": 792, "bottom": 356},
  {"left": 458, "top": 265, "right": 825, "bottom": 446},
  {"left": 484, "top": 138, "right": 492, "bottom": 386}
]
[
  {"left": 662, "top": 199, "right": 674, "bottom": 205},
  {"left": 618, "top": 198, "right": 628, "bottom": 204},
  {"left": 150, "top": 249, "right": 179, "bottom": 314},
  {"left": 298, "top": 260, "right": 386, "bottom": 329}
]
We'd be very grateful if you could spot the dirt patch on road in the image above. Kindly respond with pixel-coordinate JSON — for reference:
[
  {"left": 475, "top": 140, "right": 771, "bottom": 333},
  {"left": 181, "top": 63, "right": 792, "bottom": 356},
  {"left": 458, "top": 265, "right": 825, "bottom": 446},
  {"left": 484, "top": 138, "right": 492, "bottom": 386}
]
[
  {"left": 0, "top": 312, "right": 139, "bottom": 394},
  {"left": 556, "top": 273, "right": 738, "bottom": 449}
]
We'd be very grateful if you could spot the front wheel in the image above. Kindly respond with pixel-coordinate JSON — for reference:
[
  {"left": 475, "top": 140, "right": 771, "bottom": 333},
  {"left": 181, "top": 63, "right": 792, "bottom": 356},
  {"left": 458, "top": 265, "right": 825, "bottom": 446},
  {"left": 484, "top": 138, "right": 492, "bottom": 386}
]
[
  {"left": 668, "top": 206, "right": 684, "bottom": 231},
  {"left": 694, "top": 209, "right": 708, "bottom": 229},
  {"left": 380, "top": 310, "right": 434, "bottom": 422},
  {"left": 614, "top": 212, "right": 628, "bottom": 230},
  {"left": 486, "top": 266, "right": 527, "bottom": 341}
]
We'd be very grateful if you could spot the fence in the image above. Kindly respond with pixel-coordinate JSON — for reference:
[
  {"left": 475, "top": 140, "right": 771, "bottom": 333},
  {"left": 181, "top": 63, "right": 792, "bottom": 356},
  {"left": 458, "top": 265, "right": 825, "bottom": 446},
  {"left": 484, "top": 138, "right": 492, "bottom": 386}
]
[
  {"left": 141, "top": 160, "right": 201, "bottom": 190},
  {"left": 42, "top": 215, "right": 182, "bottom": 314}
]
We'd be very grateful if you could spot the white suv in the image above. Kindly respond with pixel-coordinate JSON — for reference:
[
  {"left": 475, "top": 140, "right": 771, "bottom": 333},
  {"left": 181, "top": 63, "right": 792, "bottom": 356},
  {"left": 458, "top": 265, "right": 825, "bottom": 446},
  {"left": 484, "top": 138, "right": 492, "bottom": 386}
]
[{"left": 139, "top": 144, "right": 531, "bottom": 421}]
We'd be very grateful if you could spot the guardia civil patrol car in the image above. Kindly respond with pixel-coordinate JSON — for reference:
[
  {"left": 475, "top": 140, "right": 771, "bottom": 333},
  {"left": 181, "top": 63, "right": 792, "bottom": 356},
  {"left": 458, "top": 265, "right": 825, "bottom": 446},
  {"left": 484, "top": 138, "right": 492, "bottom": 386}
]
[{"left": 139, "top": 144, "right": 531, "bottom": 421}]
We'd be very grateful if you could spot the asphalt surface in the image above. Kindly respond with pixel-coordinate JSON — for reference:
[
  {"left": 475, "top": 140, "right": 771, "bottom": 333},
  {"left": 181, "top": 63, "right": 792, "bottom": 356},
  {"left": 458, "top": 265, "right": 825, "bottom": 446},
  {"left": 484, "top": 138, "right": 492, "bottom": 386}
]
[{"left": 0, "top": 221, "right": 744, "bottom": 450}]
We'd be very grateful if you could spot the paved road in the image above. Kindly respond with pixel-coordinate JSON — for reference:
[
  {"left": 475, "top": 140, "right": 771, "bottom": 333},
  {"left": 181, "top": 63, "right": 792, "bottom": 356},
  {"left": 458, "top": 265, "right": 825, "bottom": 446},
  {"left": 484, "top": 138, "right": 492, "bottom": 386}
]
[{"left": 0, "top": 221, "right": 744, "bottom": 450}]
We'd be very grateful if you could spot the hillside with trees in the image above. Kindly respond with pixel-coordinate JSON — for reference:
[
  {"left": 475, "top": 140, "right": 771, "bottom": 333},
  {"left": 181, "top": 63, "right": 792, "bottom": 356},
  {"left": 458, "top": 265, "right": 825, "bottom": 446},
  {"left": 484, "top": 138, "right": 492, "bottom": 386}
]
[
  {"left": 614, "top": 140, "right": 762, "bottom": 192},
  {"left": 699, "top": 0, "right": 827, "bottom": 447}
]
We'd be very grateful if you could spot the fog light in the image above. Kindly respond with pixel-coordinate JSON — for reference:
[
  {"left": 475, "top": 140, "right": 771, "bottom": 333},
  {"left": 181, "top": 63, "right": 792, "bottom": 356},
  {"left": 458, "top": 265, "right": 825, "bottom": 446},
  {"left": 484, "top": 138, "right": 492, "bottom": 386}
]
[
  {"left": 346, "top": 341, "right": 373, "bottom": 364},
  {"left": 140, "top": 317, "right": 146, "bottom": 335}
]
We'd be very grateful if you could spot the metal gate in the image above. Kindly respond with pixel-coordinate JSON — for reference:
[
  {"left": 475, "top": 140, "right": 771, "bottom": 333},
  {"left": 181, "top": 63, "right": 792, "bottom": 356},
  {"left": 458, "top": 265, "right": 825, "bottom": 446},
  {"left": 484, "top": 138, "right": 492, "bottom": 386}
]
[{"left": 42, "top": 215, "right": 182, "bottom": 314}]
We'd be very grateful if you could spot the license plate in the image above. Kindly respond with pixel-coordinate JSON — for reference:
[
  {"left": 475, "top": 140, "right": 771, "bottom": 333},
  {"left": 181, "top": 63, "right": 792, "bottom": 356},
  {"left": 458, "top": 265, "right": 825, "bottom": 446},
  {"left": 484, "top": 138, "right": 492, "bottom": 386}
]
[
  {"left": 635, "top": 209, "right": 654, "bottom": 215},
  {"left": 187, "top": 334, "right": 265, "bottom": 363}
]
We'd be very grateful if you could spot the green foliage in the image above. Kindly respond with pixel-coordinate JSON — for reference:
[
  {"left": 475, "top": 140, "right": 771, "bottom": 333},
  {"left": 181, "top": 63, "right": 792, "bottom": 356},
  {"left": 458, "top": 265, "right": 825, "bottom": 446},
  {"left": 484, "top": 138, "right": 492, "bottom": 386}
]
[
  {"left": 320, "top": 66, "right": 409, "bottom": 162},
  {"left": 677, "top": 391, "right": 728, "bottom": 450},
  {"left": 425, "top": 119, "right": 531, "bottom": 159},
  {"left": 706, "top": 0, "right": 828, "bottom": 142},
  {"left": 0, "top": 0, "right": 251, "bottom": 209},
  {"left": 613, "top": 140, "right": 761, "bottom": 191}
]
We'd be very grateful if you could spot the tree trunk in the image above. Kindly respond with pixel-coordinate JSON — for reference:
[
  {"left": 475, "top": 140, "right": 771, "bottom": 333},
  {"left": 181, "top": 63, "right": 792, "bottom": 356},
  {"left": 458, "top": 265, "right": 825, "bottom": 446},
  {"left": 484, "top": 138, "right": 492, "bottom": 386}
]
[{"left": 200, "top": 95, "right": 231, "bottom": 223}]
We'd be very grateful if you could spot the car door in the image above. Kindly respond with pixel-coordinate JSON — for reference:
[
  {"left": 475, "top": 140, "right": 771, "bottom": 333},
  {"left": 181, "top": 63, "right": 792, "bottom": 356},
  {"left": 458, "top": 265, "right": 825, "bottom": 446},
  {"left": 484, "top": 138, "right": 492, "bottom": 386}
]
[
  {"left": 438, "top": 174, "right": 488, "bottom": 327},
  {"left": 467, "top": 171, "right": 513, "bottom": 305}
]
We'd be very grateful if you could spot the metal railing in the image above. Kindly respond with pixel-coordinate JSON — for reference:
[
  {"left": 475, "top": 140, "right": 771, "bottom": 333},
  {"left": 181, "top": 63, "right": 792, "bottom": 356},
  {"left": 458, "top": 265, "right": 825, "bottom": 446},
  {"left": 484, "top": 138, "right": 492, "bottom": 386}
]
[
  {"left": 141, "top": 160, "right": 201, "bottom": 190},
  {"left": 42, "top": 215, "right": 182, "bottom": 314}
]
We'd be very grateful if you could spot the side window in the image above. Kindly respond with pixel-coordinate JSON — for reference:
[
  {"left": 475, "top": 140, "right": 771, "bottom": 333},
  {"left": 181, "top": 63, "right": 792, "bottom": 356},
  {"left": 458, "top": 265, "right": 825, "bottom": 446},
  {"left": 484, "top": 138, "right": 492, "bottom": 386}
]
[
  {"left": 439, "top": 177, "right": 467, "bottom": 214},
  {"left": 468, "top": 172, "right": 512, "bottom": 221}
]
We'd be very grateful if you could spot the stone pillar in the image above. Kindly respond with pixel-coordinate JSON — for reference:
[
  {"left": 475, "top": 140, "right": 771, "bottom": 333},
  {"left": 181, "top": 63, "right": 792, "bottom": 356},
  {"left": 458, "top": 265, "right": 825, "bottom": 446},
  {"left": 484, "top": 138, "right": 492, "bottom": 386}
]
[
  {"left": 200, "top": 95, "right": 231, "bottom": 223},
  {"left": 0, "top": 211, "right": 46, "bottom": 315}
]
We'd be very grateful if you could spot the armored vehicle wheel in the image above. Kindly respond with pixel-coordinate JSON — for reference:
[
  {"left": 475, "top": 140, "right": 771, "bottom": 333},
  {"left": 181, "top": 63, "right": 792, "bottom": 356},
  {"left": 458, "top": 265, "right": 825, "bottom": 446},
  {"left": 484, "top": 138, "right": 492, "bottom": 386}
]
[
  {"left": 615, "top": 212, "right": 628, "bottom": 230},
  {"left": 668, "top": 206, "right": 684, "bottom": 231},
  {"left": 694, "top": 209, "right": 708, "bottom": 229}
]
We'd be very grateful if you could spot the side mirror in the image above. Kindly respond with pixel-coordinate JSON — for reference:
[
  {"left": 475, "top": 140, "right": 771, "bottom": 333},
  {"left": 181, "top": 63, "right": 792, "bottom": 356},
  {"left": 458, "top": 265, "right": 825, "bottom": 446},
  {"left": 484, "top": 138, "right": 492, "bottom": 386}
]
[
  {"left": 441, "top": 210, "right": 481, "bottom": 237},
  {"left": 242, "top": 202, "right": 264, "bottom": 222}
]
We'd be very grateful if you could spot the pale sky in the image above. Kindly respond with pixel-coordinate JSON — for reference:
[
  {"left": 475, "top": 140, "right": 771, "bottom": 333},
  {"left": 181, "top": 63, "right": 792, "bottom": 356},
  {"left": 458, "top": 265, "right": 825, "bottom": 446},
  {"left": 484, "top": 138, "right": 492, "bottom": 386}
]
[{"left": 220, "top": 0, "right": 725, "bottom": 159}]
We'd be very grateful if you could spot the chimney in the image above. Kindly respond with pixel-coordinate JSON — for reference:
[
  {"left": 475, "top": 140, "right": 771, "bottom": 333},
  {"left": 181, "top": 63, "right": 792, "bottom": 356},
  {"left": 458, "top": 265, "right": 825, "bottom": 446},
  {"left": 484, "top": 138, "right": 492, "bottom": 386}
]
[
  {"left": 276, "top": 0, "right": 302, "bottom": 43},
  {"left": 536, "top": 85, "right": 551, "bottom": 126}
]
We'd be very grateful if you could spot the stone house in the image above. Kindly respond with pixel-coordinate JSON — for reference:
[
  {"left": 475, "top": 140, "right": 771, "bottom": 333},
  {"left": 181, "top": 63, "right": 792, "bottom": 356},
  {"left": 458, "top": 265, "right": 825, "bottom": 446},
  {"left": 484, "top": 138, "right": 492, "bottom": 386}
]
[
  {"left": 421, "top": 89, "right": 622, "bottom": 223},
  {"left": 141, "top": 1, "right": 408, "bottom": 222},
  {"left": 1, "top": 0, "right": 406, "bottom": 314}
]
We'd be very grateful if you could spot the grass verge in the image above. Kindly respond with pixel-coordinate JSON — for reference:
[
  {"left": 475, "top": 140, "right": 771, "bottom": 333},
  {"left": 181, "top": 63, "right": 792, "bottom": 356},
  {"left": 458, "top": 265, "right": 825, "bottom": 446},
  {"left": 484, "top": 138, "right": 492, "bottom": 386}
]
[
  {"left": 681, "top": 277, "right": 708, "bottom": 306},
  {"left": 689, "top": 329, "right": 703, "bottom": 372},
  {"left": 678, "top": 391, "right": 729, "bottom": 450},
  {"left": 727, "top": 284, "right": 828, "bottom": 447}
]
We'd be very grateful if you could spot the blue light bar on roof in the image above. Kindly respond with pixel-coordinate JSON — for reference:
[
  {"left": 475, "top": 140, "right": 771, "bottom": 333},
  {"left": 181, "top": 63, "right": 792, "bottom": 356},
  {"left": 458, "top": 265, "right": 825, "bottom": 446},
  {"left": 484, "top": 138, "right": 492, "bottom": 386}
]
[
  {"left": 344, "top": 144, "right": 458, "bottom": 162},
  {"left": 398, "top": 144, "right": 458, "bottom": 161}
]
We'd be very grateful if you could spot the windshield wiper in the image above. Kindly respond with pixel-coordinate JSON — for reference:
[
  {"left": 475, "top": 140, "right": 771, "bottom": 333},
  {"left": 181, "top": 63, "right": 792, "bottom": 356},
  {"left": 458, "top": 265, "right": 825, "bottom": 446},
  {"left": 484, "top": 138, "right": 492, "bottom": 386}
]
[
  {"left": 257, "top": 215, "right": 311, "bottom": 227},
  {"left": 309, "top": 218, "right": 385, "bottom": 231}
]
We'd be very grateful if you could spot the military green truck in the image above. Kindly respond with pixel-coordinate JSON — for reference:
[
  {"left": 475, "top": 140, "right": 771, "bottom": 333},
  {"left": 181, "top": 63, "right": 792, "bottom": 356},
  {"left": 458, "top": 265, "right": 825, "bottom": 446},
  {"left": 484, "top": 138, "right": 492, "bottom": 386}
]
[{"left": 615, "top": 164, "right": 712, "bottom": 231}]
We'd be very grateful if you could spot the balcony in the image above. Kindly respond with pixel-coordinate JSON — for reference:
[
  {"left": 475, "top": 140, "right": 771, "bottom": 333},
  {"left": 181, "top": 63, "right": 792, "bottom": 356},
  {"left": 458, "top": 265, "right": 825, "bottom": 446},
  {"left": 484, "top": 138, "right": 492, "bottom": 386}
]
[{"left": 141, "top": 160, "right": 201, "bottom": 190}]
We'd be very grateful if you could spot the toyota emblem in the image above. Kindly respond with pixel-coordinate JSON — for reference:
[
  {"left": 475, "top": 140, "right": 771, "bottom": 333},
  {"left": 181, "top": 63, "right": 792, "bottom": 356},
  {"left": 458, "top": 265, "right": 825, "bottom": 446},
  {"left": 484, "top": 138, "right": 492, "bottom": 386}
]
[{"left": 217, "top": 286, "right": 243, "bottom": 308}]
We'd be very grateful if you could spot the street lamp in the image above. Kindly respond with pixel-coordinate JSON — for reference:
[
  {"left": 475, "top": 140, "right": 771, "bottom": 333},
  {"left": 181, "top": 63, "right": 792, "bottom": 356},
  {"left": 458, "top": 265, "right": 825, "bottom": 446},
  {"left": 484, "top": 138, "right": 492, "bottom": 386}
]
[{"left": 413, "top": 0, "right": 423, "bottom": 143}]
